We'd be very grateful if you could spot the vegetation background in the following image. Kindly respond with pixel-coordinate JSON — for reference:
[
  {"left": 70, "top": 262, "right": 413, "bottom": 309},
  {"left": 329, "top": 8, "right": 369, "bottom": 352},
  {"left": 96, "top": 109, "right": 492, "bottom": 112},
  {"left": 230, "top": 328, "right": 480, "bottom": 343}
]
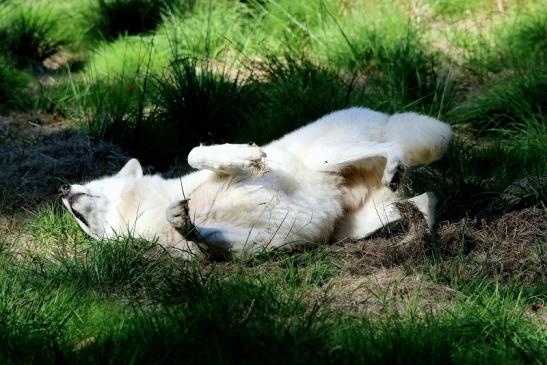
[{"left": 0, "top": 0, "right": 545, "bottom": 363}]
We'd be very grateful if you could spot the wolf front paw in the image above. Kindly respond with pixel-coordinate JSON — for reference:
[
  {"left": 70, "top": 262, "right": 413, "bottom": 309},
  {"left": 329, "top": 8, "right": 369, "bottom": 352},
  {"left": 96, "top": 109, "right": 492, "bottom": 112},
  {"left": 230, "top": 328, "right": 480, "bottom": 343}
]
[
  {"left": 188, "top": 144, "right": 269, "bottom": 176},
  {"left": 167, "top": 199, "right": 198, "bottom": 240},
  {"left": 228, "top": 144, "right": 268, "bottom": 175},
  {"left": 382, "top": 162, "right": 406, "bottom": 192}
]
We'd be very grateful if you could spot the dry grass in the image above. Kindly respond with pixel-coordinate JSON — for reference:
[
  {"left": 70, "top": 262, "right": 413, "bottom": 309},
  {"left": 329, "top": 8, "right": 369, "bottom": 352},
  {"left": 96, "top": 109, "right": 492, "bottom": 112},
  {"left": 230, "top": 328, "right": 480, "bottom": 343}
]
[
  {"left": 435, "top": 207, "right": 546, "bottom": 285},
  {"left": 327, "top": 207, "right": 545, "bottom": 281},
  {"left": 301, "top": 206, "right": 545, "bottom": 317}
]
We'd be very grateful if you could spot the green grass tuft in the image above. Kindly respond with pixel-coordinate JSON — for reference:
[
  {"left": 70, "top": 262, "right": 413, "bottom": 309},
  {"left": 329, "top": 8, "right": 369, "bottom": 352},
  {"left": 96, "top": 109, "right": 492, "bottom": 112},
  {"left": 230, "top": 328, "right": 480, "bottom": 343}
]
[
  {"left": 29, "top": 203, "right": 86, "bottom": 248},
  {"left": 0, "top": 4, "right": 67, "bottom": 68},
  {"left": 450, "top": 71, "right": 546, "bottom": 131},
  {"left": 349, "top": 27, "right": 456, "bottom": 117},
  {"left": 86, "top": 56, "right": 263, "bottom": 169},
  {"left": 0, "top": 56, "right": 30, "bottom": 111},
  {"left": 255, "top": 56, "right": 362, "bottom": 142}
]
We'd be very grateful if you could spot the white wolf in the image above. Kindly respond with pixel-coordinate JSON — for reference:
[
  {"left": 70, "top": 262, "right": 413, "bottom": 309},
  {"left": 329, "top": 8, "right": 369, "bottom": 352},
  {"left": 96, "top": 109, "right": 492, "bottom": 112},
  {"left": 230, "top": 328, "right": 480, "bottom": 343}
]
[{"left": 60, "top": 107, "right": 452, "bottom": 257}]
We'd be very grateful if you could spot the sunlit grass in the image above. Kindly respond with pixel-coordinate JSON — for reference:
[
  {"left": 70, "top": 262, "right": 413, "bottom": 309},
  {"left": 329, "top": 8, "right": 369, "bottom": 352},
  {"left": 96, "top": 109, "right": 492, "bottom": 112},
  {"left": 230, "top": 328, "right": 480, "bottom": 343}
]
[{"left": 0, "top": 3, "right": 69, "bottom": 68}]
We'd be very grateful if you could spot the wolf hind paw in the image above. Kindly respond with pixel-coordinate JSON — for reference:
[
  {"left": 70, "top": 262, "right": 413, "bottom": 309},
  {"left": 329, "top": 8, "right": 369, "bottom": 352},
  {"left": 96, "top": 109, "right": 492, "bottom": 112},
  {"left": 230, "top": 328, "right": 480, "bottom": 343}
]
[
  {"left": 382, "top": 162, "right": 406, "bottom": 192},
  {"left": 167, "top": 199, "right": 199, "bottom": 241}
]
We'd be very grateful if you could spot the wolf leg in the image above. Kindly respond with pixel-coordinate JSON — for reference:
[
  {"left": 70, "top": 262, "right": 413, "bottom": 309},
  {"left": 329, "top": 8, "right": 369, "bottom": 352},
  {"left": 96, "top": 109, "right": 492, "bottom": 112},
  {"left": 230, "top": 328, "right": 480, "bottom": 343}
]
[
  {"left": 187, "top": 143, "right": 268, "bottom": 176},
  {"left": 304, "top": 141, "right": 406, "bottom": 191},
  {"left": 334, "top": 191, "right": 436, "bottom": 240}
]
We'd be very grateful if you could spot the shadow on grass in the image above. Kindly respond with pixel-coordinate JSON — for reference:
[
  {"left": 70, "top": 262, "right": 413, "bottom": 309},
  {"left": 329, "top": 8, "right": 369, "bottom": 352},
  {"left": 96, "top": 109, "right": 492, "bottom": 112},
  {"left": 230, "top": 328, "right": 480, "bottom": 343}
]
[
  {"left": 1, "top": 246, "right": 545, "bottom": 365},
  {"left": 0, "top": 127, "right": 130, "bottom": 214}
]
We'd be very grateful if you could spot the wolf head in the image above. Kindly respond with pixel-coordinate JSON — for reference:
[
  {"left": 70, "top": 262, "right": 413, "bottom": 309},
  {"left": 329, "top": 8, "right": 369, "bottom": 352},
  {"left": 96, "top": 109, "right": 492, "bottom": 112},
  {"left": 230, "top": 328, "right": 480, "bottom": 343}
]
[{"left": 59, "top": 159, "right": 143, "bottom": 239}]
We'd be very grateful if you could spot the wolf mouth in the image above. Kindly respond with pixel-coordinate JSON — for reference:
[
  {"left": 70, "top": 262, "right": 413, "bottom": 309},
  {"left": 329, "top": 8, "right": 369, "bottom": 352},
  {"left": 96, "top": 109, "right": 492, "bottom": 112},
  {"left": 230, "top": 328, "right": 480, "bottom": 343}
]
[
  {"left": 63, "top": 193, "right": 89, "bottom": 227},
  {"left": 71, "top": 207, "right": 89, "bottom": 227}
]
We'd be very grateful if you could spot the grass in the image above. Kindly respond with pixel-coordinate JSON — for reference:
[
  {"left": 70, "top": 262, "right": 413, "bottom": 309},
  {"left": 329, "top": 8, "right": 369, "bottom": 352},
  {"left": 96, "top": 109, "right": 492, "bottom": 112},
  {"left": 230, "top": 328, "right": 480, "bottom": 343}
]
[
  {"left": 91, "top": 0, "right": 166, "bottom": 40},
  {"left": 84, "top": 35, "right": 171, "bottom": 78},
  {"left": 142, "top": 56, "right": 263, "bottom": 167},
  {"left": 466, "top": 8, "right": 546, "bottom": 75},
  {"left": 82, "top": 55, "right": 261, "bottom": 168},
  {"left": 159, "top": 1, "right": 253, "bottom": 59},
  {"left": 252, "top": 56, "right": 363, "bottom": 142},
  {"left": 0, "top": 0, "right": 546, "bottom": 363},
  {"left": 0, "top": 207, "right": 545, "bottom": 364},
  {"left": 0, "top": 56, "right": 29, "bottom": 111},
  {"left": 348, "top": 27, "right": 456, "bottom": 116},
  {"left": 426, "top": 0, "right": 493, "bottom": 18},
  {"left": 85, "top": 0, "right": 195, "bottom": 42},
  {"left": 0, "top": 3, "right": 68, "bottom": 68},
  {"left": 450, "top": 70, "right": 546, "bottom": 131},
  {"left": 409, "top": 135, "right": 546, "bottom": 219}
]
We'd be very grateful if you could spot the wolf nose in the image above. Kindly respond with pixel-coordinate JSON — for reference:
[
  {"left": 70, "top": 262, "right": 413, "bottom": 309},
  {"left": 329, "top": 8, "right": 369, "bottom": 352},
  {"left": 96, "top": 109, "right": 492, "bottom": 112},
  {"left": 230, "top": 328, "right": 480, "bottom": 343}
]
[{"left": 58, "top": 184, "right": 71, "bottom": 197}]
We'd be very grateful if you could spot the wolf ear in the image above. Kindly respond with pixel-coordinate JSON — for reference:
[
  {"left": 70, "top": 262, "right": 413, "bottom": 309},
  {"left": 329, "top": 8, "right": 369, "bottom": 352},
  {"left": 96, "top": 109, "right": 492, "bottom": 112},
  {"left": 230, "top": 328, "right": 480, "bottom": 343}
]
[{"left": 117, "top": 159, "right": 143, "bottom": 178}]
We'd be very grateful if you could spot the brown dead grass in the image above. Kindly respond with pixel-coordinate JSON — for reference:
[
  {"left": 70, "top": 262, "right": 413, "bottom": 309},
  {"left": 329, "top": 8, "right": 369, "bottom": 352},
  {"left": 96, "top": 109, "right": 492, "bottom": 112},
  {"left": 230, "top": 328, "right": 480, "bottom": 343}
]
[
  {"left": 42, "top": 49, "right": 82, "bottom": 72},
  {"left": 435, "top": 207, "right": 546, "bottom": 285},
  {"left": 0, "top": 111, "right": 66, "bottom": 141},
  {"left": 312, "top": 206, "right": 545, "bottom": 315},
  {"left": 327, "top": 206, "right": 545, "bottom": 286}
]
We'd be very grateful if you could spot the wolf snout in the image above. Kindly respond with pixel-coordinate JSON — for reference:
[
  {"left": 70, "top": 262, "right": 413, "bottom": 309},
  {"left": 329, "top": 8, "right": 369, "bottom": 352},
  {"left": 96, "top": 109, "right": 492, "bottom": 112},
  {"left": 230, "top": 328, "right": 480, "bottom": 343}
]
[{"left": 58, "top": 184, "right": 71, "bottom": 197}]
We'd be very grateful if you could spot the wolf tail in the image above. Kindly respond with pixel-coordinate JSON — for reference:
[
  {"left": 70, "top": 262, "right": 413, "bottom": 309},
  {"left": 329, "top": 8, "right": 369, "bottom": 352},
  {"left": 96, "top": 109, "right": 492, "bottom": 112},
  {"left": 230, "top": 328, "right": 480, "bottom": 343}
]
[{"left": 384, "top": 112, "right": 453, "bottom": 166}]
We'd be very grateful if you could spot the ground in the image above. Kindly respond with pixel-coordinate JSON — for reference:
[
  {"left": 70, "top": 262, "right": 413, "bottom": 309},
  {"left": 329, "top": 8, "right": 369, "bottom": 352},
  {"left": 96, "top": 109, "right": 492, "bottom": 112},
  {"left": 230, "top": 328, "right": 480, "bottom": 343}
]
[{"left": 0, "top": 0, "right": 545, "bottom": 364}]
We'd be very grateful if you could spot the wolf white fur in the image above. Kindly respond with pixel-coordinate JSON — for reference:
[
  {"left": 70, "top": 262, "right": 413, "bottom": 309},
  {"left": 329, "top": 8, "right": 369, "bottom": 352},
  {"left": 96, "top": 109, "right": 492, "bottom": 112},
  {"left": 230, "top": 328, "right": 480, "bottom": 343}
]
[{"left": 60, "top": 107, "right": 452, "bottom": 257}]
